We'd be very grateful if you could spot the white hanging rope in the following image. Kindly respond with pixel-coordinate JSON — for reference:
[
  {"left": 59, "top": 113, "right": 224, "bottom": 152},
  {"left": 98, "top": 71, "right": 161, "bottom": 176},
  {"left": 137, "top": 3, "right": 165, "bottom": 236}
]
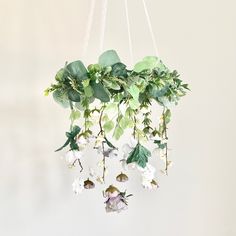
[
  {"left": 82, "top": 0, "right": 96, "bottom": 58},
  {"left": 142, "top": 0, "right": 159, "bottom": 56},
  {"left": 100, "top": 0, "right": 108, "bottom": 53},
  {"left": 124, "top": 0, "right": 134, "bottom": 65}
]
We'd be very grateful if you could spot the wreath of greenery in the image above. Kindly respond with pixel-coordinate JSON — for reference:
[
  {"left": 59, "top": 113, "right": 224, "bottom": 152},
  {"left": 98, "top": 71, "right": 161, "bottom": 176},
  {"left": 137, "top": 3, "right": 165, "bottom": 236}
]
[{"left": 45, "top": 50, "right": 189, "bottom": 204}]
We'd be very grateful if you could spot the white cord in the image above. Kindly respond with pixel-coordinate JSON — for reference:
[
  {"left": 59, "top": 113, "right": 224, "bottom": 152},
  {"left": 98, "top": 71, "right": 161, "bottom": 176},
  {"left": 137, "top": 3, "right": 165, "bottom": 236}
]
[
  {"left": 100, "top": 0, "right": 108, "bottom": 53},
  {"left": 82, "top": 0, "right": 96, "bottom": 58},
  {"left": 142, "top": 0, "right": 159, "bottom": 56},
  {"left": 124, "top": 0, "right": 134, "bottom": 65}
]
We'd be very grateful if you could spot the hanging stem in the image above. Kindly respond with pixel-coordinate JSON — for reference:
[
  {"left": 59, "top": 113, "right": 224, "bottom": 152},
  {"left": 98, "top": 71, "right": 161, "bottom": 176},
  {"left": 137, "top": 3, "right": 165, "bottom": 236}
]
[
  {"left": 69, "top": 101, "right": 74, "bottom": 131},
  {"left": 162, "top": 107, "right": 168, "bottom": 175},
  {"left": 98, "top": 105, "right": 106, "bottom": 182}
]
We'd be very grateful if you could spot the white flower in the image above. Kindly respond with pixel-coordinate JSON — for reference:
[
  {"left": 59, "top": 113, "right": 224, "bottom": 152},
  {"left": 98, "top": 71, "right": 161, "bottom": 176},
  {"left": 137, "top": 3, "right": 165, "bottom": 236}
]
[
  {"left": 72, "top": 177, "right": 84, "bottom": 194},
  {"left": 142, "top": 178, "right": 153, "bottom": 189},
  {"left": 65, "top": 150, "right": 82, "bottom": 165},
  {"left": 122, "top": 137, "right": 137, "bottom": 158},
  {"left": 141, "top": 178, "right": 158, "bottom": 190},
  {"left": 94, "top": 134, "right": 104, "bottom": 148},
  {"left": 77, "top": 135, "right": 96, "bottom": 150},
  {"left": 139, "top": 164, "right": 156, "bottom": 180}
]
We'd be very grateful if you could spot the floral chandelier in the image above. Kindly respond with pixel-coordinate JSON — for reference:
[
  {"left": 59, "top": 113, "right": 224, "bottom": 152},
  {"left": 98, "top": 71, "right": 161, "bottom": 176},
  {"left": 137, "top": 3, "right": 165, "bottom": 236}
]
[{"left": 45, "top": 0, "right": 189, "bottom": 213}]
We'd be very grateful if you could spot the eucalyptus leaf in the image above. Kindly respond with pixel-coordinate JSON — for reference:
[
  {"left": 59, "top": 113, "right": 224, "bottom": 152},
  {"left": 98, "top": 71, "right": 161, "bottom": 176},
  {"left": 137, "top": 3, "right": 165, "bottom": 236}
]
[
  {"left": 134, "top": 56, "right": 160, "bottom": 73},
  {"left": 90, "top": 80, "right": 110, "bottom": 102},
  {"left": 127, "top": 84, "right": 140, "bottom": 100},
  {"left": 66, "top": 60, "right": 88, "bottom": 81},
  {"left": 111, "top": 62, "right": 128, "bottom": 78},
  {"left": 98, "top": 50, "right": 120, "bottom": 67},
  {"left": 53, "top": 89, "right": 70, "bottom": 108},
  {"left": 68, "top": 89, "right": 81, "bottom": 102},
  {"left": 129, "top": 99, "right": 140, "bottom": 109}
]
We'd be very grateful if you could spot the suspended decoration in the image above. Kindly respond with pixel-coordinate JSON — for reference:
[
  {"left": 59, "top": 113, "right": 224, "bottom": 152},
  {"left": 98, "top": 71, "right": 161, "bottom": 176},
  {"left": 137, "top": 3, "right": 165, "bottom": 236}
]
[{"left": 45, "top": 0, "right": 189, "bottom": 213}]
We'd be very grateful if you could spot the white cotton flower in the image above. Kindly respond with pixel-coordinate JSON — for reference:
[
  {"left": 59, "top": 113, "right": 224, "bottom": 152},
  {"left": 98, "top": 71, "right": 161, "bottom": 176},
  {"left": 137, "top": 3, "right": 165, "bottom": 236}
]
[
  {"left": 122, "top": 138, "right": 138, "bottom": 159},
  {"left": 65, "top": 150, "right": 82, "bottom": 165},
  {"left": 94, "top": 134, "right": 104, "bottom": 148},
  {"left": 142, "top": 164, "right": 156, "bottom": 179},
  {"left": 142, "top": 179, "right": 158, "bottom": 190},
  {"left": 141, "top": 178, "right": 153, "bottom": 189},
  {"left": 72, "top": 177, "right": 84, "bottom": 194},
  {"left": 77, "top": 136, "right": 88, "bottom": 145}
]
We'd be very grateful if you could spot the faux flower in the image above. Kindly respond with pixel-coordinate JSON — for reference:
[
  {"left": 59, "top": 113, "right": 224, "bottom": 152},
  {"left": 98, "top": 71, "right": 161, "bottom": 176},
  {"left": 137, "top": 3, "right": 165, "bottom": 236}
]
[
  {"left": 122, "top": 138, "right": 138, "bottom": 159},
  {"left": 77, "top": 135, "right": 96, "bottom": 150},
  {"left": 103, "top": 147, "right": 118, "bottom": 159},
  {"left": 72, "top": 177, "right": 84, "bottom": 194},
  {"left": 104, "top": 185, "right": 132, "bottom": 213},
  {"left": 65, "top": 150, "right": 82, "bottom": 166}
]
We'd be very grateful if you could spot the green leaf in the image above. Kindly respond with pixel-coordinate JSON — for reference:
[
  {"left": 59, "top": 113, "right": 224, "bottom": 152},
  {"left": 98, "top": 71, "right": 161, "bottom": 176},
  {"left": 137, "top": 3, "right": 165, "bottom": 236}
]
[
  {"left": 70, "top": 110, "right": 81, "bottom": 122},
  {"left": 111, "top": 63, "right": 128, "bottom": 78},
  {"left": 127, "top": 84, "right": 140, "bottom": 100},
  {"left": 154, "top": 140, "right": 167, "bottom": 149},
  {"left": 113, "top": 125, "right": 124, "bottom": 140},
  {"left": 90, "top": 80, "right": 110, "bottom": 102},
  {"left": 66, "top": 60, "right": 88, "bottom": 81},
  {"left": 104, "top": 102, "right": 117, "bottom": 113},
  {"left": 103, "top": 79, "right": 121, "bottom": 90},
  {"left": 104, "top": 137, "right": 116, "bottom": 149},
  {"left": 55, "top": 125, "right": 81, "bottom": 152},
  {"left": 119, "top": 116, "right": 133, "bottom": 129},
  {"left": 68, "top": 89, "right": 81, "bottom": 102},
  {"left": 98, "top": 50, "right": 121, "bottom": 67},
  {"left": 84, "top": 85, "right": 93, "bottom": 97},
  {"left": 53, "top": 89, "right": 70, "bottom": 108},
  {"left": 134, "top": 56, "right": 160, "bottom": 73},
  {"left": 55, "top": 68, "right": 66, "bottom": 82},
  {"left": 126, "top": 143, "right": 151, "bottom": 168},
  {"left": 164, "top": 109, "right": 171, "bottom": 124},
  {"left": 129, "top": 99, "right": 140, "bottom": 109},
  {"left": 103, "top": 120, "right": 114, "bottom": 133}
]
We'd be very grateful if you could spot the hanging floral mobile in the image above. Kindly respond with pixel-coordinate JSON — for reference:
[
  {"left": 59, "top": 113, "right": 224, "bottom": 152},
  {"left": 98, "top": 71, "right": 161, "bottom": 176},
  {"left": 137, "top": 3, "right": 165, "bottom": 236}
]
[{"left": 45, "top": 50, "right": 189, "bottom": 213}]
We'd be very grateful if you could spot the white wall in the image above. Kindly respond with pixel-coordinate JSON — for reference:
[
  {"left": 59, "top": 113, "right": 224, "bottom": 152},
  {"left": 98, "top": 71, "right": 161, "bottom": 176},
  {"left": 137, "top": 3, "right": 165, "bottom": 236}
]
[{"left": 0, "top": 0, "right": 235, "bottom": 235}]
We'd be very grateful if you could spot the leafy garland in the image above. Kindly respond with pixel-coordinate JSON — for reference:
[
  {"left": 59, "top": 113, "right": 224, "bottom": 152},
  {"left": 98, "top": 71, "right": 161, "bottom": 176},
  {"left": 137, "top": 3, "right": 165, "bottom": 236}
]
[{"left": 45, "top": 50, "right": 189, "bottom": 213}]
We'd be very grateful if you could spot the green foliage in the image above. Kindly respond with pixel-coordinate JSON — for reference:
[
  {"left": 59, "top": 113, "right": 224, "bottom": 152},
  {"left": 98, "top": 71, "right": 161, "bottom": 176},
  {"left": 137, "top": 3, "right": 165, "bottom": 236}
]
[
  {"left": 126, "top": 143, "right": 151, "bottom": 168},
  {"left": 55, "top": 125, "right": 81, "bottom": 152},
  {"left": 52, "top": 89, "right": 70, "bottom": 108},
  {"left": 98, "top": 50, "right": 121, "bottom": 67},
  {"left": 46, "top": 49, "right": 189, "bottom": 147},
  {"left": 90, "top": 80, "right": 110, "bottom": 102},
  {"left": 66, "top": 60, "right": 88, "bottom": 81}
]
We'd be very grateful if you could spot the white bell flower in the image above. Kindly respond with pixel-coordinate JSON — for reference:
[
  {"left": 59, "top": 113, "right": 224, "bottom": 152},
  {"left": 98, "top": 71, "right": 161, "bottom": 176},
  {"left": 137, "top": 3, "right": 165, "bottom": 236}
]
[
  {"left": 72, "top": 177, "right": 84, "bottom": 194},
  {"left": 65, "top": 150, "right": 82, "bottom": 165}
]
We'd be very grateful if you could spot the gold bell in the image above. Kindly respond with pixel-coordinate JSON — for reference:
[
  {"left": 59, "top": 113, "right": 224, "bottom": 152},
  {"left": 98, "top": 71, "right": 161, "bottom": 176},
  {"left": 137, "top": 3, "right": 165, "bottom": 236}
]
[
  {"left": 84, "top": 178, "right": 95, "bottom": 189},
  {"left": 151, "top": 179, "right": 159, "bottom": 188},
  {"left": 105, "top": 185, "right": 120, "bottom": 194},
  {"left": 116, "top": 172, "right": 129, "bottom": 182}
]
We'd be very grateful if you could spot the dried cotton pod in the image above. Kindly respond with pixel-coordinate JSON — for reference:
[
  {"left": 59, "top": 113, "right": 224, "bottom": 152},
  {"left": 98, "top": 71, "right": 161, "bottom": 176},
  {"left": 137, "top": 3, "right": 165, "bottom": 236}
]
[
  {"left": 116, "top": 172, "right": 129, "bottom": 182},
  {"left": 84, "top": 178, "right": 95, "bottom": 189},
  {"left": 151, "top": 179, "right": 159, "bottom": 188}
]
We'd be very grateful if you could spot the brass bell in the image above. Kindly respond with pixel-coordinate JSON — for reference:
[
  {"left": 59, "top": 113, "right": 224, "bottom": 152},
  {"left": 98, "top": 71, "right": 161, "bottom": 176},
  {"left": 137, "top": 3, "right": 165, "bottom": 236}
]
[
  {"left": 105, "top": 185, "right": 120, "bottom": 194},
  {"left": 116, "top": 172, "right": 129, "bottom": 182},
  {"left": 84, "top": 178, "right": 95, "bottom": 189},
  {"left": 151, "top": 179, "right": 159, "bottom": 188}
]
